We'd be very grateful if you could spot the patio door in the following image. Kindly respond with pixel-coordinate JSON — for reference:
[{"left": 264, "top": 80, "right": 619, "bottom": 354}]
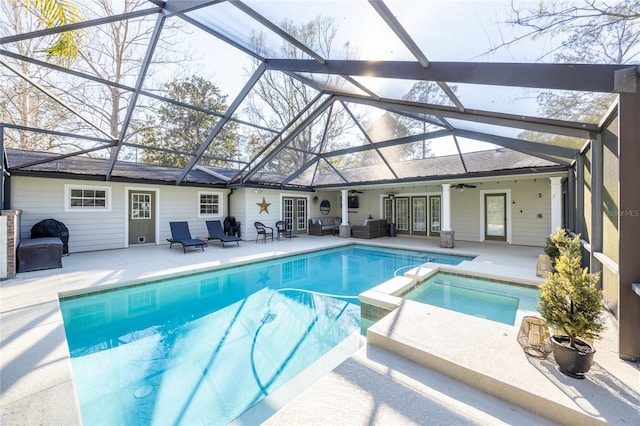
[
  {"left": 283, "top": 197, "right": 307, "bottom": 235},
  {"left": 395, "top": 197, "right": 409, "bottom": 234},
  {"left": 429, "top": 195, "right": 441, "bottom": 236},
  {"left": 485, "top": 193, "right": 507, "bottom": 241},
  {"left": 128, "top": 191, "right": 155, "bottom": 244},
  {"left": 411, "top": 197, "right": 427, "bottom": 235}
]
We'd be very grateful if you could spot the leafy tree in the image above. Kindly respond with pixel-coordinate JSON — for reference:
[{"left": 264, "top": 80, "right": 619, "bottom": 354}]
[
  {"left": 1, "top": 0, "right": 85, "bottom": 150},
  {"left": 139, "top": 75, "right": 238, "bottom": 168},
  {"left": 23, "top": 0, "right": 84, "bottom": 65}
]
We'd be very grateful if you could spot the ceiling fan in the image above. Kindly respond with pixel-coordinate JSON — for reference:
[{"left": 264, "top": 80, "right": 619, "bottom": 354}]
[
  {"left": 451, "top": 183, "right": 477, "bottom": 189},
  {"left": 349, "top": 189, "right": 364, "bottom": 194}
]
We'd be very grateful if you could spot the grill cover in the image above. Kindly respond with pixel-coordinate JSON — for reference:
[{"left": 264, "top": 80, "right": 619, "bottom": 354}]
[{"left": 31, "top": 218, "right": 69, "bottom": 254}]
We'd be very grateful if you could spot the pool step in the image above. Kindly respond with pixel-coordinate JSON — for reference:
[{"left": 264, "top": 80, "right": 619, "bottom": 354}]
[{"left": 367, "top": 300, "right": 620, "bottom": 426}]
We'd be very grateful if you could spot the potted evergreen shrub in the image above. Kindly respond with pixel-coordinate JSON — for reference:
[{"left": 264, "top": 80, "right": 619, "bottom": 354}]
[{"left": 538, "top": 229, "right": 606, "bottom": 378}]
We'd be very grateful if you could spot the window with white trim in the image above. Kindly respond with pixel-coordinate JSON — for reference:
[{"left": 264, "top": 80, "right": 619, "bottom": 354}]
[
  {"left": 65, "top": 185, "right": 111, "bottom": 211},
  {"left": 199, "top": 191, "right": 222, "bottom": 217}
]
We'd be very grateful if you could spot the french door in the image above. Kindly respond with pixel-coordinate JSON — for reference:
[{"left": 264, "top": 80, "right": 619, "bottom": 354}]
[
  {"left": 429, "top": 195, "right": 441, "bottom": 236},
  {"left": 390, "top": 195, "right": 440, "bottom": 236},
  {"left": 411, "top": 197, "right": 427, "bottom": 235},
  {"left": 283, "top": 197, "right": 307, "bottom": 235},
  {"left": 395, "top": 197, "right": 409, "bottom": 234},
  {"left": 485, "top": 193, "right": 507, "bottom": 241}
]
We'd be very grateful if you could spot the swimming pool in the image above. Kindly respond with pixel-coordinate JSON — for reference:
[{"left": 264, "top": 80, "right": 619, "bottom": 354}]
[
  {"left": 60, "top": 245, "right": 473, "bottom": 425},
  {"left": 402, "top": 272, "right": 540, "bottom": 325}
]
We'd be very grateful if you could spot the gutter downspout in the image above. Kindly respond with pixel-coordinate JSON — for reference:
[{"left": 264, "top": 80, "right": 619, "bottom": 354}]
[{"left": 227, "top": 188, "right": 234, "bottom": 217}]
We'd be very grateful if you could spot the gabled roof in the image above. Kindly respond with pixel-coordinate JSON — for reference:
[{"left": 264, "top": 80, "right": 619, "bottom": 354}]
[
  {"left": 6, "top": 149, "right": 234, "bottom": 186},
  {"left": 6, "top": 147, "right": 564, "bottom": 190}
]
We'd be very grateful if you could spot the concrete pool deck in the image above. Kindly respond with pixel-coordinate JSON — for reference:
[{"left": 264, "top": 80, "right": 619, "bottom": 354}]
[{"left": 1, "top": 236, "right": 639, "bottom": 425}]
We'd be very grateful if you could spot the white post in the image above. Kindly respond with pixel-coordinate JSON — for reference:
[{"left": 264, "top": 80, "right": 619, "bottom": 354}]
[
  {"left": 339, "top": 190, "right": 351, "bottom": 238},
  {"left": 442, "top": 183, "right": 451, "bottom": 231},
  {"left": 341, "top": 190, "right": 349, "bottom": 226},
  {"left": 550, "top": 177, "right": 562, "bottom": 233}
]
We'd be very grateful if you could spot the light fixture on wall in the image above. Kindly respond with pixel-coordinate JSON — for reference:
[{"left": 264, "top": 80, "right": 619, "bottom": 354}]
[
  {"left": 388, "top": 193, "right": 395, "bottom": 200},
  {"left": 254, "top": 189, "right": 262, "bottom": 194}
]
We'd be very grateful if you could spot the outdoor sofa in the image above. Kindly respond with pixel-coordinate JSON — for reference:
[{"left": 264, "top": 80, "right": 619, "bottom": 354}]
[
  {"left": 308, "top": 217, "right": 341, "bottom": 236},
  {"left": 351, "top": 219, "right": 388, "bottom": 239}
]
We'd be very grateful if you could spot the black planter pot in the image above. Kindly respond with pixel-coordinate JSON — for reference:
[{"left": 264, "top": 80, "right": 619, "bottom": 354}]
[{"left": 551, "top": 335, "right": 595, "bottom": 379}]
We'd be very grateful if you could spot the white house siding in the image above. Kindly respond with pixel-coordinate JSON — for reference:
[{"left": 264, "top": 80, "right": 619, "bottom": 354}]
[
  {"left": 13, "top": 177, "right": 125, "bottom": 252},
  {"left": 509, "top": 179, "right": 553, "bottom": 246},
  {"left": 12, "top": 176, "right": 230, "bottom": 253},
  {"left": 308, "top": 190, "right": 339, "bottom": 218},
  {"left": 450, "top": 190, "right": 480, "bottom": 242},
  {"left": 448, "top": 178, "right": 554, "bottom": 246},
  {"left": 243, "top": 189, "right": 283, "bottom": 242},
  {"left": 234, "top": 189, "right": 316, "bottom": 241}
]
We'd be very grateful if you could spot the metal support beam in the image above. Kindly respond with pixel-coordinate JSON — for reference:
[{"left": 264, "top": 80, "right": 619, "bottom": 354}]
[
  {"left": 106, "top": 14, "right": 165, "bottom": 179},
  {"left": 368, "top": 0, "right": 429, "bottom": 67},
  {"left": 334, "top": 94, "right": 596, "bottom": 140},
  {"left": 575, "top": 154, "right": 584, "bottom": 236},
  {"left": 453, "top": 129, "right": 576, "bottom": 160},
  {"left": 0, "top": 8, "right": 161, "bottom": 45},
  {"left": 232, "top": 1, "right": 325, "bottom": 64},
  {"left": 452, "top": 134, "right": 468, "bottom": 174},
  {"left": 0, "top": 58, "right": 114, "bottom": 141},
  {"left": 369, "top": 1, "right": 465, "bottom": 111},
  {"left": 10, "top": 144, "right": 117, "bottom": 170},
  {"left": 240, "top": 94, "right": 333, "bottom": 184},
  {"left": 566, "top": 161, "right": 576, "bottom": 231},
  {"left": 618, "top": 79, "right": 640, "bottom": 361},
  {"left": 176, "top": 64, "right": 266, "bottom": 184},
  {"left": 341, "top": 102, "right": 398, "bottom": 180},
  {"left": 264, "top": 59, "right": 634, "bottom": 93},
  {"left": 589, "top": 133, "right": 603, "bottom": 281},
  {"left": 0, "top": 123, "right": 114, "bottom": 144},
  {"left": 0, "top": 49, "right": 278, "bottom": 135}
]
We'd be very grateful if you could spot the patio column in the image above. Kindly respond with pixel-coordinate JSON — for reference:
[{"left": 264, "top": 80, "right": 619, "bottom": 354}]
[
  {"left": 440, "top": 184, "right": 454, "bottom": 248},
  {"left": 618, "top": 78, "right": 640, "bottom": 361},
  {"left": 550, "top": 176, "right": 562, "bottom": 233},
  {"left": 339, "top": 190, "right": 350, "bottom": 237},
  {"left": 441, "top": 184, "right": 451, "bottom": 231}
]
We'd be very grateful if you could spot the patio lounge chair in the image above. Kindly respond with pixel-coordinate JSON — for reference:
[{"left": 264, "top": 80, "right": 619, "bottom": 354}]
[
  {"left": 206, "top": 220, "right": 241, "bottom": 248},
  {"left": 254, "top": 221, "right": 273, "bottom": 243},
  {"left": 168, "top": 221, "right": 206, "bottom": 253}
]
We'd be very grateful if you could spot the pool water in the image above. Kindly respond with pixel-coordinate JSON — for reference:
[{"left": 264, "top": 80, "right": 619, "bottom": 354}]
[
  {"left": 403, "top": 273, "right": 539, "bottom": 325},
  {"left": 60, "top": 245, "right": 472, "bottom": 425}
]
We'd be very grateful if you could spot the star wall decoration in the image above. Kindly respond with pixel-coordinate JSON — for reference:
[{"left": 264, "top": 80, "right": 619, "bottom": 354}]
[{"left": 257, "top": 197, "right": 271, "bottom": 214}]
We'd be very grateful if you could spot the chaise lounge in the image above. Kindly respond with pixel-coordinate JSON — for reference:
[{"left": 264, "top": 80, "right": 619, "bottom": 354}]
[
  {"left": 206, "top": 220, "right": 241, "bottom": 248},
  {"left": 167, "top": 221, "right": 206, "bottom": 253}
]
